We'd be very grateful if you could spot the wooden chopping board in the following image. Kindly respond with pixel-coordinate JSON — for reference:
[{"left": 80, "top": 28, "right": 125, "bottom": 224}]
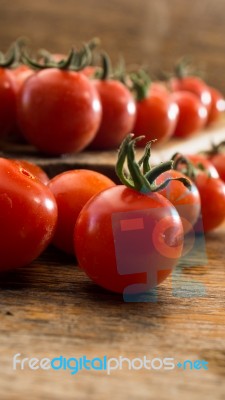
[{"left": 0, "top": 120, "right": 225, "bottom": 182}]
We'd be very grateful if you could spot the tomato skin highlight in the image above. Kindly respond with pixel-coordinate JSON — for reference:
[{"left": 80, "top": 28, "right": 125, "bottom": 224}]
[
  {"left": 74, "top": 185, "right": 183, "bottom": 294},
  {"left": 0, "top": 158, "right": 58, "bottom": 271},
  {"left": 206, "top": 86, "right": 225, "bottom": 125},
  {"left": 171, "top": 91, "right": 208, "bottom": 138},
  {"left": 17, "top": 69, "right": 102, "bottom": 155},
  {"left": 156, "top": 170, "right": 201, "bottom": 234},
  {"left": 133, "top": 90, "right": 179, "bottom": 146},
  {"left": 170, "top": 76, "right": 212, "bottom": 112},
  {"left": 89, "top": 80, "right": 136, "bottom": 149},
  {"left": 209, "top": 153, "right": 225, "bottom": 182},
  {"left": 48, "top": 170, "right": 115, "bottom": 254},
  {"left": 194, "top": 174, "right": 225, "bottom": 232},
  {"left": 0, "top": 68, "right": 16, "bottom": 137}
]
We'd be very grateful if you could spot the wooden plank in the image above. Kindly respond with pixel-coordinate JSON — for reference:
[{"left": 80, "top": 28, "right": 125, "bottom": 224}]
[
  {"left": 1, "top": 120, "right": 225, "bottom": 181},
  {"left": 0, "top": 223, "right": 225, "bottom": 400}
]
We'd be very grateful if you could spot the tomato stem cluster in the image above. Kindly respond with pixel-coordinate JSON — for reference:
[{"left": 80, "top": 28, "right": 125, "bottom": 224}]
[
  {"left": 116, "top": 135, "right": 191, "bottom": 193},
  {"left": 172, "top": 152, "right": 208, "bottom": 179}
]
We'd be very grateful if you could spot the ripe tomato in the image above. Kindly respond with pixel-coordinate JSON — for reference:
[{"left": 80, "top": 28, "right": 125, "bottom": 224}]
[
  {"left": 48, "top": 170, "right": 115, "bottom": 254},
  {"left": 133, "top": 90, "right": 179, "bottom": 145},
  {"left": 184, "top": 154, "right": 219, "bottom": 178},
  {"left": 17, "top": 68, "right": 102, "bottom": 155},
  {"left": 0, "top": 68, "right": 16, "bottom": 137},
  {"left": 74, "top": 185, "right": 183, "bottom": 294},
  {"left": 10, "top": 65, "right": 34, "bottom": 94},
  {"left": 209, "top": 153, "right": 225, "bottom": 182},
  {"left": 0, "top": 158, "right": 57, "bottom": 271},
  {"left": 89, "top": 80, "right": 136, "bottom": 149},
  {"left": 170, "top": 76, "right": 212, "bottom": 112},
  {"left": 170, "top": 91, "right": 208, "bottom": 137},
  {"left": 173, "top": 153, "right": 225, "bottom": 232},
  {"left": 155, "top": 169, "right": 201, "bottom": 234},
  {"left": 206, "top": 86, "right": 225, "bottom": 125},
  {"left": 12, "top": 159, "right": 50, "bottom": 185},
  {"left": 194, "top": 174, "right": 225, "bottom": 232}
]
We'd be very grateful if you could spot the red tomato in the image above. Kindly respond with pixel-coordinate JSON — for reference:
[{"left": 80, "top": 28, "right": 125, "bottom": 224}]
[
  {"left": 0, "top": 68, "right": 16, "bottom": 137},
  {"left": 12, "top": 159, "right": 50, "bottom": 185},
  {"left": 89, "top": 80, "right": 136, "bottom": 149},
  {"left": 194, "top": 174, "right": 225, "bottom": 232},
  {"left": 0, "top": 158, "right": 57, "bottom": 271},
  {"left": 185, "top": 154, "right": 219, "bottom": 178},
  {"left": 74, "top": 185, "right": 183, "bottom": 294},
  {"left": 10, "top": 65, "right": 34, "bottom": 94},
  {"left": 81, "top": 66, "right": 100, "bottom": 79},
  {"left": 171, "top": 91, "right": 208, "bottom": 137},
  {"left": 170, "top": 76, "right": 212, "bottom": 112},
  {"left": 133, "top": 90, "right": 179, "bottom": 146},
  {"left": 17, "top": 68, "right": 102, "bottom": 155},
  {"left": 206, "top": 86, "right": 225, "bottom": 125},
  {"left": 156, "top": 170, "right": 201, "bottom": 234},
  {"left": 150, "top": 81, "right": 170, "bottom": 96},
  {"left": 209, "top": 153, "right": 225, "bottom": 182},
  {"left": 48, "top": 170, "right": 115, "bottom": 254}
]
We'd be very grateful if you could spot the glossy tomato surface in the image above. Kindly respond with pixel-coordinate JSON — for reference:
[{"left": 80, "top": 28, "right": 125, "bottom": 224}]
[
  {"left": 133, "top": 90, "right": 179, "bottom": 145},
  {"left": 12, "top": 159, "right": 50, "bottom": 185},
  {"left": 17, "top": 69, "right": 102, "bottom": 155},
  {"left": 49, "top": 169, "right": 115, "bottom": 254},
  {"left": 209, "top": 153, "right": 225, "bottom": 182},
  {"left": 89, "top": 80, "right": 136, "bottom": 149},
  {"left": 206, "top": 86, "right": 225, "bottom": 125},
  {"left": 75, "top": 185, "right": 183, "bottom": 294},
  {"left": 156, "top": 170, "right": 201, "bottom": 234},
  {"left": 170, "top": 76, "right": 212, "bottom": 112},
  {"left": 171, "top": 91, "right": 208, "bottom": 137},
  {"left": 0, "top": 158, "right": 57, "bottom": 271},
  {"left": 194, "top": 174, "right": 225, "bottom": 232}
]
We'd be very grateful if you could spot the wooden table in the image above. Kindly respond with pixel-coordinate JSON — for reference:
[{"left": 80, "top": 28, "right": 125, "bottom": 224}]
[{"left": 1, "top": 125, "right": 225, "bottom": 400}]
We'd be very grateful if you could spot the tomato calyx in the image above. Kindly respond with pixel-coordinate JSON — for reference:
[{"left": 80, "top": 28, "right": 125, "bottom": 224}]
[
  {"left": 21, "top": 38, "right": 100, "bottom": 72},
  {"left": 202, "top": 140, "right": 225, "bottom": 157},
  {"left": 129, "top": 70, "right": 151, "bottom": 101},
  {"left": 0, "top": 44, "right": 17, "bottom": 68},
  {"left": 172, "top": 152, "right": 210, "bottom": 179},
  {"left": 116, "top": 134, "right": 191, "bottom": 193}
]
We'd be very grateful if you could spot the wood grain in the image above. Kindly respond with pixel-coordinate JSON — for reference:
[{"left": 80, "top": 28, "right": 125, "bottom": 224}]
[
  {"left": 0, "top": 0, "right": 225, "bottom": 93},
  {"left": 0, "top": 225, "right": 225, "bottom": 400}
]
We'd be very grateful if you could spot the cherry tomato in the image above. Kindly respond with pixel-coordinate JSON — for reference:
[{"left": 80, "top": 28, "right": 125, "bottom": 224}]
[
  {"left": 49, "top": 170, "right": 115, "bottom": 254},
  {"left": 12, "top": 159, "right": 50, "bottom": 185},
  {"left": 170, "top": 76, "right": 212, "bottom": 112},
  {"left": 170, "top": 91, "right": 208, "bottom": 137},
  {"left": 89, "top": 80, "right": 136, "bottom": 149},
  {"left": 206, "top": 86, "right": 225, "bottom": 125},
  {"left": 0, "top": 68, "right": 16, "bottom": 137},
  {"left": 133, "top": 90, "right": 179, "bottom": 145},
  {"left": 156, "top": 170, "right": 201, "bottom": 234},
  {"left": 209, "top": 153, "right": 225, "bottom": 182},
  {"left": 184, "top": 154, "right": 219, "bottom": 178},
  {"left": 17, "top": 68, "right": 102, "bottom": 155},
  {"left": 194, "top": 174, "right": 225, "bottom": 232},
  {"left": 0, "top": 158, "right": 57, "bottom": 271},
  {"left": 74, "top": 185, "right": 183, "bottom": 294},
  {"left": 10, "top": 65, "right": 34, "bottom": 94}
]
